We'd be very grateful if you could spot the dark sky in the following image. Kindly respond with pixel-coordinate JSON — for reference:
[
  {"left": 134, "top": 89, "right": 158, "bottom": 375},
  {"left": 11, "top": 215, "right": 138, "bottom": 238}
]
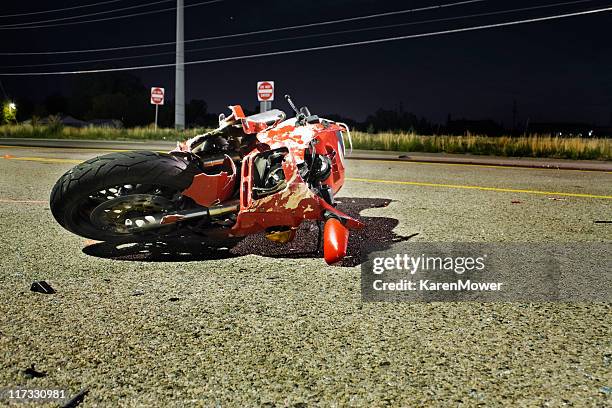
[{"left": 1, "top": 0, "right": 611, "bottom": 125}]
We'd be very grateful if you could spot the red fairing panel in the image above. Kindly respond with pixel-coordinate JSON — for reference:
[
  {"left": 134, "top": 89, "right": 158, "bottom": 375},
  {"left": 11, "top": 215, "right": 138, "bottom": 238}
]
[
  {"left": 182, "top": 156, "right": 237, "bottom": 207},
  {"left": 230, "top": 150, "right": 324, "bottom": 236},
  {"left": 257, "top": 122, "right": 346, "bottom": 194},
  {"left": 257, "top": 123, "right": 312, "bottom": 163},
  {"left": 323, "top": 218, "right": 349, "bottom": 264}
]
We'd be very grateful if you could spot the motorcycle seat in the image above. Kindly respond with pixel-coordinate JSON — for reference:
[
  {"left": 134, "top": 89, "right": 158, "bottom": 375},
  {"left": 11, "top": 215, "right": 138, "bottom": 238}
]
[{"left": 245, "top": 109, "right": 286, "bottom": 127}]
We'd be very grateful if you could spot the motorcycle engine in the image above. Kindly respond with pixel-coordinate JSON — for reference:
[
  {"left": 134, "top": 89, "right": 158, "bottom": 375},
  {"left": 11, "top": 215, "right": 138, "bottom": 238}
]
[{"left": 252, "top": 149, "right": 287, "bottom": 199}]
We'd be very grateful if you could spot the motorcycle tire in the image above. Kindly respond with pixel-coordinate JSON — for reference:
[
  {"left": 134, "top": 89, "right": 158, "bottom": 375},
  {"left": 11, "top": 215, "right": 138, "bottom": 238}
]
[{"left": 50, "top": 151, "right": 201, "bottom": 242}]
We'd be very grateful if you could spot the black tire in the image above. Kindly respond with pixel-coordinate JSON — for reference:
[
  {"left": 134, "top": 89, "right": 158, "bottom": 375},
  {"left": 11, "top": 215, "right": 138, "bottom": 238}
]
[{"left": 50, "top": 151, "right": 201, "bottom": 241}]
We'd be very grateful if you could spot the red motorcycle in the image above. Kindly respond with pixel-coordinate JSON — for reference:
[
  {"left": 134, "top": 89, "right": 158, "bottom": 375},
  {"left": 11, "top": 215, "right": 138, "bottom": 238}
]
[{"left": 50, "top": 95, "right": 364, "bottom": 264}]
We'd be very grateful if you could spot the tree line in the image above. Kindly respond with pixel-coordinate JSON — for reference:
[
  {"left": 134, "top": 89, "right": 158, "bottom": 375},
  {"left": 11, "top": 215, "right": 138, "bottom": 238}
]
[{"left": 7, "top": 73, "right": 603, "bottom": 136}]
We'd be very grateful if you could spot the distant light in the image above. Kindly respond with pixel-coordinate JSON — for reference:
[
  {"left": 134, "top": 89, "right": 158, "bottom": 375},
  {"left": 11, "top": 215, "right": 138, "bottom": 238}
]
[{"left": 8, "top": 102, "right": 16, "bottom": 110}]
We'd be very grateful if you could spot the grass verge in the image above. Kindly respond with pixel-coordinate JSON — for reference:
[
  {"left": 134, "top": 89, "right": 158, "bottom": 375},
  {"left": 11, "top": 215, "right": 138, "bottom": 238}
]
[
  {"left": 1, "top": 125, "right": 610, "bottom": 160},
  {"left": 351, "top": 132, "right": 611, "bottom": 161}
]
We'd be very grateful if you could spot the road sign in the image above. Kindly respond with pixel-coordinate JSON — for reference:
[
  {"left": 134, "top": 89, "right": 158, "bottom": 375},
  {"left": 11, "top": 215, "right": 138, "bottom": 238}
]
[
  {"left": 257, "top": 81, "right": 274, "bottom": 102},
  {"left": 150, "top": 87, "right": 164, "bottom": 130},
  {"left": 150, "top": 87, "right": 165, "bottom": 105}
]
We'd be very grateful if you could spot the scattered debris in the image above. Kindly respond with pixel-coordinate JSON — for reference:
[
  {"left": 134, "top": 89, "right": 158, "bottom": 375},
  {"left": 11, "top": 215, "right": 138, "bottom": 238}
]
[
  {"left": 594, "top": 220, "right": 612, "bottom": 224},
  {"left": 511, "top": 200, "right": 522, "bottom": 204},
  {"left": 169, "top": 297, "right": 180, "bottom": 302},
  {"left": 23, "top": 364, "right": 46, "bottom": 378},
  {"left": 131, "top": 290, "right": 144, "bottom": 296},
  {"left": 103, "top": 278, "right": 111, "bottom": 283},
  {"left": 83, "top": 239, "right": 101, "bottom": 247},
  {"left": 61, "top": 388, "right": 89, "bottom": 408},
  {"left": 599, "top": 386, "right": 611, "bottom": 396},
  {"left": 30, "top": 281, "right": 56, "bottom": 294},
  {"left": 547, "top": 197, "right": 567, "bottom": 201}
]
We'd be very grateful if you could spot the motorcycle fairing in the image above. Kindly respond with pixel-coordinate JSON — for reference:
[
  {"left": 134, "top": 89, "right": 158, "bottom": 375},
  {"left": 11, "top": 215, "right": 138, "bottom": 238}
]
[
  {"left": 230, "top": 148, "right": 363, "bottom": 238},
  {"left": 230, "top": 149, "right": 321, "bottom": 236},
  {"left": 182, "top": 155, "right": 237, "bottom": 207}
]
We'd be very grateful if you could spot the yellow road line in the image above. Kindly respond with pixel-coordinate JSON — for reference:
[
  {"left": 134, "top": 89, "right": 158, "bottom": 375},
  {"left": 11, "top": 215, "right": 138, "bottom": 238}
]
[
  {"left": 0, "top": 144, "right": 168, "bottom": 154},
  {"left": 2, "top": 145, "right": 609, "bottom": 173},
  {"left": 1, "top": 156, "right": 82, "bottom": 164},
  {"left": 1, "top": 155, "right": 609, "bottom": 199},
  {"left": 352, "top": 158, "right": 612, "bottom": 174},
  {"left": 0, "top": 144, "right": 131, "bottom": 153},
  {"left": 346, "top": 177, "right": 612, "bottom": 200}
]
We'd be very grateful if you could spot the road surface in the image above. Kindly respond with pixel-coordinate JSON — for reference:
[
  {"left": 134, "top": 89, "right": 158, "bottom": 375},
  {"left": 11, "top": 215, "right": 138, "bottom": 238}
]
[{"left": 0, "top": 145, "right": 610, "bottom": 406}]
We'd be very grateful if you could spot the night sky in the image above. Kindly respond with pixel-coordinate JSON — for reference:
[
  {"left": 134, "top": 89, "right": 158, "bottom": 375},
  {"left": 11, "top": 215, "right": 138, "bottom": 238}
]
[{"left": 1, "top": 0, "right": 611, "bottom": 126}]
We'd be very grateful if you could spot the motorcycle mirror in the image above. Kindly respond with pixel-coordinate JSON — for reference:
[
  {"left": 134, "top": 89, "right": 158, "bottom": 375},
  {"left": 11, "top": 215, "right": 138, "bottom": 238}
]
[{"left": 284, "top": 94, "right": 300, "bottom": 115}]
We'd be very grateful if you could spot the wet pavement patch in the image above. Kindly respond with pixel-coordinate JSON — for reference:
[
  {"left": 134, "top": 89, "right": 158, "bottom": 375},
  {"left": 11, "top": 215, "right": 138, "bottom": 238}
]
[{"left": 81, "top": 197, "right": 412, "bottom": 267}]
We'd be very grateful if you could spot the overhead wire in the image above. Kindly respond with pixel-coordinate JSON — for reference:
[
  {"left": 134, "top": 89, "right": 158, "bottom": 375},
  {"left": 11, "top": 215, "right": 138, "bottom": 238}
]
[
  {"left": 1, "top": 6, "right": 610, "bottom": 76},
  {"left": 0, "top": 0, "right": 224, "bottom": 30},
  {"left": 0, "top": 0, "right": 487, "bottom": 54},
  {"left": 0, "top": 0, "right": 597, "bottom": 69},
  {"left": 0, "top": 0, "right": 174, "bottom": 28},
  {"left": 0, "top": 0, "right": 126, "bottom": 19}
]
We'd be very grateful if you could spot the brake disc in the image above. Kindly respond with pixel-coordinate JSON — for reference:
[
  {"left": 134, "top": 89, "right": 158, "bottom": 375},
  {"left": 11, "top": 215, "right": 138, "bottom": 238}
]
[{"left": 90, "top": 194, "right": 174, "bottom": 233}]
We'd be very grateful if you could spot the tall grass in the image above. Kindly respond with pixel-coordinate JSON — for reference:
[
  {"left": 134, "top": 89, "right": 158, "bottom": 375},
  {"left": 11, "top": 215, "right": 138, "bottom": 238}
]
[
  {"left": 0, "top": 124, "right": 208, "bottom": 141},
  {"left": 0, "top": 124, "right": 610, "bottom": 160},
  {"left": 351, "top": 131, "right": 611, "bottom": 161}
]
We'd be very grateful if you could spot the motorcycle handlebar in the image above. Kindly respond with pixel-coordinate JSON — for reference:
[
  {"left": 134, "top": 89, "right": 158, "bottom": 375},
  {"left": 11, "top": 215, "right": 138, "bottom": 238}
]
[{"left": 284, "top": 94, "right": 300, "bottom": 115}]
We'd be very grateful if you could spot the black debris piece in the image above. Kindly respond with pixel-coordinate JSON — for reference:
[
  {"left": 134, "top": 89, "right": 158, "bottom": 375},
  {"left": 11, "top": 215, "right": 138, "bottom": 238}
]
[
  {"left": 594, "top": 220, "right": 612, "bottom": 224},
  {"left": 61, "top": 389, "right": 89, "bottom": 408},
  {"left": 23, "top": 364, "right": 46, "bottom": 378},
  {"left": 30, "top": 281, "right": 56, "bottom": 294},
  {"left": 169, "top": 297, "right": 180, "bottom": 302}
]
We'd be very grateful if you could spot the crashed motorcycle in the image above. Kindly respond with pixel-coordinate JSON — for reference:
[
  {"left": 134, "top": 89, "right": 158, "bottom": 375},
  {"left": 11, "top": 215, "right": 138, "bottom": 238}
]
[{"left": 50, "top": 95, "right": 364, "bottom": 264}]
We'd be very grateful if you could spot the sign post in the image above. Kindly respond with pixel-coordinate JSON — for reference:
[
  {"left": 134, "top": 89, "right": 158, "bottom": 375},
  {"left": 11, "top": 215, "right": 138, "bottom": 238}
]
[
  {"left": 150, "top": 87, "right": 165, "bottom": 130},
  {"left": 257, "top": 81, "right": 274, "bottom": 112}
]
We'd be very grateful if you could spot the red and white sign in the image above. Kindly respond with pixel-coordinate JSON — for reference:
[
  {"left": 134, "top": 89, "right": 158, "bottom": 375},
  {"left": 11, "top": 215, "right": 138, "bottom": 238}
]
[
  {"left": 150, "top": 87, "right": 165, "bottom": 105},
  {"left": 257, "top": 81, "right": 274, "bottom": 102}
]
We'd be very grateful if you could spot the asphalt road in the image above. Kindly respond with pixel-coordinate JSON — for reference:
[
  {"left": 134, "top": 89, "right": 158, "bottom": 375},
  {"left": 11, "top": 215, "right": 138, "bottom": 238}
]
[{"left": 0, "top": 145, "right": 610, "bottom": 407}]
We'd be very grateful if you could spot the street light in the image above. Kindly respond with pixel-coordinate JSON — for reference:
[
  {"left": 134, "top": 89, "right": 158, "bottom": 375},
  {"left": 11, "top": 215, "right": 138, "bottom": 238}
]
[{"left": 8, "top": 102, "right": 16, "bottom": 111}]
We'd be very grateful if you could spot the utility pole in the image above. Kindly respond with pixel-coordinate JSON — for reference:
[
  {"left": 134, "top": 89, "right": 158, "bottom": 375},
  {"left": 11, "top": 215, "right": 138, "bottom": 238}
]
[{"left": 175, "top": 0, "right": 185, "bottom": 130}]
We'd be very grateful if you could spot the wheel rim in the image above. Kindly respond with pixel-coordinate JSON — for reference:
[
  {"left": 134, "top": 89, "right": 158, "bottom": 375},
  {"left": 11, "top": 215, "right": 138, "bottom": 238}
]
[{"left": 89, "top": 189, "right": 176, "bottom": 234}]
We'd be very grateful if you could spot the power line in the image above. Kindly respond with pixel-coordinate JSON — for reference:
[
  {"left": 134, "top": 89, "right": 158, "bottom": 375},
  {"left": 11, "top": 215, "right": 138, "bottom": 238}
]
[
  {"left": 0, "top": 0, "right": 125, "bottom": 19},
  {"left": 2, "top": 6, "right": 610, "bottom": 76},
  {"left": 0, "top": 0, "right": 596, "bottom": 69},
  {"left": 0, "top": 0, "right": 174, "bottom": 28},
  {"left": 0, "top": 0, "right": 486, "bottom": 54},
  {"left": 0, "top": 0, "right": 224, "bottom": 30}
]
